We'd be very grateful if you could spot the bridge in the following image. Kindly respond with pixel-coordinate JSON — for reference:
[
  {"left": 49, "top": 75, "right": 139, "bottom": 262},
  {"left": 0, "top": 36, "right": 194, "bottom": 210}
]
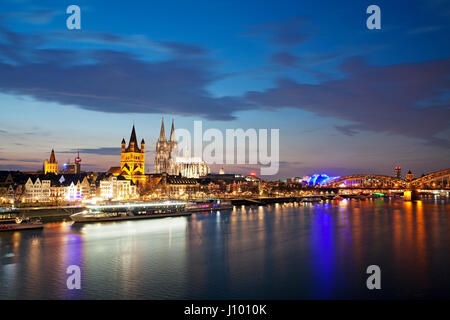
[
  {"left": 324, "top": 169, "right": 450, "bottom": 190},
  {"left": 410, "top": 168, "right": 450, "bottom": 189}
]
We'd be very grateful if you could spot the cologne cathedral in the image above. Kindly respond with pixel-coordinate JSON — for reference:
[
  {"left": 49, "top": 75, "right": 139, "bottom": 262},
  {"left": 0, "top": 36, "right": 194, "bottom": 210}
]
[{"left": 155, "top": 118, "right": 210, "bottom": 178}]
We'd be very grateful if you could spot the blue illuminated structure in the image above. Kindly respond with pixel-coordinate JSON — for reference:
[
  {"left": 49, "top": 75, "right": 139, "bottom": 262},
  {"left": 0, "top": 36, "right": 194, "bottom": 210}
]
[{"left": 308, "top": 173, "right": 340, "bottom": 186}]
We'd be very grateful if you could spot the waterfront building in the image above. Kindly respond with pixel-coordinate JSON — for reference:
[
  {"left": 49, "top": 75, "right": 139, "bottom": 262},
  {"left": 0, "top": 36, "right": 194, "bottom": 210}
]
[
  {"left": 142, "top": 173, "right": 200, "bottom": 199},
  {"left": 24, "top": 176, "right": 51, "bottom": 202},
  {"left": 119, "top": 125, "right": 146, "bottom": 184},
  {"left": 44, "top": 149, "right": 58, "bottom": 174},
  {"left": 99, "top": 175, "right": 137, "bottom": 200}
]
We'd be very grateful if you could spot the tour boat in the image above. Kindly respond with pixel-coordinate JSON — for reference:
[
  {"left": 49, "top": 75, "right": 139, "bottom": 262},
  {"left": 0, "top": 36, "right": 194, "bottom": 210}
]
[
  {"left": 70, "top": 201, "right": 190, "bottom": 223},
  {"left": 333, "top": 195, "right": 344, "bottom": 200},
  {"left": 0, "top": 216, "right": 43, "bottom": 232}
]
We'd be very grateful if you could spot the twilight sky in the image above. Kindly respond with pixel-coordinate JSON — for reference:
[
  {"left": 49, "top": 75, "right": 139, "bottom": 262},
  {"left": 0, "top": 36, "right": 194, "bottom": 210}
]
[{"left": 0, "top": 0, "right": 449, "bottom": 179}]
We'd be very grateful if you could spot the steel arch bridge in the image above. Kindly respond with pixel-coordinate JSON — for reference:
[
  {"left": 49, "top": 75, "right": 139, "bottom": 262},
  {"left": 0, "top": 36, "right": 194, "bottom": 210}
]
[
  {"left": 325, "top": 174, "right": 407, "bottom": 189},
  {"left": 325, "top": 169, "right": 450, "bottom": 190},
  {"left": 411, "top": 168, "right": 450, "bottom": 189}
]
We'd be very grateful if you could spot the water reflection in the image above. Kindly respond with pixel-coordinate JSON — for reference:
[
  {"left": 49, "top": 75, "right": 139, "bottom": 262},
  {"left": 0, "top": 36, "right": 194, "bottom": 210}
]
[{"left": 1, "top": 199, "right": 449, "bottom": 299}]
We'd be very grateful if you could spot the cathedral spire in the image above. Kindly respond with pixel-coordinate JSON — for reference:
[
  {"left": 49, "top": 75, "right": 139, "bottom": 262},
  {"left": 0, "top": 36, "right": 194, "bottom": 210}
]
[
  {"left": 170, "top": 119, "right": 175, "bottom": 142},
  {"left": 159, "top": 117, "right": 166, "bottom": 141}
]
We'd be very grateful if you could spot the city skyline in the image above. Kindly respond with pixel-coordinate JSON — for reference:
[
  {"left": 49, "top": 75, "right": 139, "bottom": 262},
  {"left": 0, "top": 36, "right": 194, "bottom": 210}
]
[{"left": 0, "top": 0, "right": 449, "bottom": 178}]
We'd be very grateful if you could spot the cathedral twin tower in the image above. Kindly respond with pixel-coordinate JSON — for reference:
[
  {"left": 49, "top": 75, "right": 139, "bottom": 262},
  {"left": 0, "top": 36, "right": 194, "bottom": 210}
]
[{"left": 119, "top": 118, "right": 208, "bottom": 183}]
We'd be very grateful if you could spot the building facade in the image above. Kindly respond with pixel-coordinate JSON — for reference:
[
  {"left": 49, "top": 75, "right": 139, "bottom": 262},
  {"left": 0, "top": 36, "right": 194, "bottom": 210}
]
[
  {"left": 44, "top": 149, "right": 58, "bottom": 174},
  {"left": 99, "top": 175, "right": 137, "bottom": 200},
  {"left": 120, "top": 125, "right": 146, "bottom": 184}
]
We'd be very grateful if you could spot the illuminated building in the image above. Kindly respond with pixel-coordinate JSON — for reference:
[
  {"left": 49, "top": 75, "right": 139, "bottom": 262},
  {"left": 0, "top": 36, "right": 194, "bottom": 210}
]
[
  {"left": 173, "top": 156, "right": 210, "bottom": 178},
  {"left": 119, "top": 125, "right": 146, "bottom": 184},
  {"left": 99, "top": 175, "right": 137, "bottom": 200},
  {"left": 61, "top": 152, "right": 82, "bottom": 174},
  {"left": 44, "top": 149, "right": 58, "bottom": 174},
  {"left": 406, "top": 170, "right": 414, "bottom": 181},
  {"left": 307, "top": 173, "right": 340, "bottom": 186},
  {"left": 394, "top": 166, "right": 402, "bottom": 179},
  {"left": 154, "top": 118, "right": 210, "bottom": 178},
  {"left": 24, "top": 177, "right": 51, "bottom": 202}
]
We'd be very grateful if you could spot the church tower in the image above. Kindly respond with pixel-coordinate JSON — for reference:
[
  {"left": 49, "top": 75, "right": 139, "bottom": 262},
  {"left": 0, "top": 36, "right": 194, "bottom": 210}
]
[
  {"left": 155, "top": 117, "right": 177, "bottom": 174},
  {"left": 44, "top": 149, "right": 58, "bottom": 174},
  {"left": 120, "top": 125, "right": 146, "bottom": 183},
  {"left": 169, "top": 119, "right": 178, "bottom": 157}
]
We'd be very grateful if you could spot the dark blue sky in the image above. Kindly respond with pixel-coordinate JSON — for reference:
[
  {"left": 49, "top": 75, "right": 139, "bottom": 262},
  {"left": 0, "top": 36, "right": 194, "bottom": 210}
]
[{"left": 0, "top": 0, "right": 449, "bottom": 178}]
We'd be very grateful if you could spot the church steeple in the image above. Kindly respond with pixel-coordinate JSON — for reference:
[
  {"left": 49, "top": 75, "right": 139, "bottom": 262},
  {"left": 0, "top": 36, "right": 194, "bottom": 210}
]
[
  {"left": 120, "top": 125, "right": 145, "bottom": 183},
  {"left": 159, "top": 117, "right": 166, "bottom": 141},
  {"left": 49, "top": 149, "right": 56, "bottom": 163},
  {"left": 129, "top": 125, "right": 138, "bottom": 146},
  {"left": 44, "top": 148, "right": 58, "bottom": 174},
  {"left": 170, "top": 119, "right": 176, "bottom": 142}
]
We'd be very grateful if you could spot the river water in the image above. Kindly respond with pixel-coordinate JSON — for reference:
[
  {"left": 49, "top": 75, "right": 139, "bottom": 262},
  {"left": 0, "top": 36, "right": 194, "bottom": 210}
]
[{"left": 0, "top": 198, "right": 449, "bottom": 299}]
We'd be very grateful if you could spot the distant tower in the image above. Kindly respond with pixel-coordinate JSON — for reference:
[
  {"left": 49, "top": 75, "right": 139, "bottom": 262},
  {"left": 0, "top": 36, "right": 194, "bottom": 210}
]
[
  {"left": 406, "top": 170, "right": 414, "bottom": 181},
  {"left": 120, "top": 125, "right": 146, "bottom": 183},
  {"left": 44, "top": 149, "right": 58, "bottom": 174},
  {"left": 394, "top": 166, "right": 401, "bottom": 179},
  {"left": 75, "top": 150, "right": 82, "bottom": 174}
]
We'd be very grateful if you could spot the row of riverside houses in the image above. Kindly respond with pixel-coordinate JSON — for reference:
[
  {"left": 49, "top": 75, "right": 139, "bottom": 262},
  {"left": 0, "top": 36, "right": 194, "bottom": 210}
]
[{"left": 0, "top": 171, "right": 138, "bottom": 204}]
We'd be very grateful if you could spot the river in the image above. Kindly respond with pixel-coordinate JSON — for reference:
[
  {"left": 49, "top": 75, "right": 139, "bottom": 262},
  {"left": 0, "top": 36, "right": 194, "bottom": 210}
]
[{"left": 1, "top": 198, "right": 449, "bottom": 299}]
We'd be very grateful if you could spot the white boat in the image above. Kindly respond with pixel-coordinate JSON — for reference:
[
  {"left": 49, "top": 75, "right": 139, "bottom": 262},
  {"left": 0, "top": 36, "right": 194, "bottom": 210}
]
[
  {"left": 70, "top": 201, "right": 190, "bottom": 223},
  {"left": 0, "top": 217, "right": 43, "bottom": 232}
]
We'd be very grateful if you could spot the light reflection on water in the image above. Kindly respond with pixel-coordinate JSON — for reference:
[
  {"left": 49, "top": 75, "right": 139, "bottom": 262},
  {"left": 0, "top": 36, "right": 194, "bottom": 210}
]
[{"left": 0, "top": 198, "right": 449, "bottom": 299}]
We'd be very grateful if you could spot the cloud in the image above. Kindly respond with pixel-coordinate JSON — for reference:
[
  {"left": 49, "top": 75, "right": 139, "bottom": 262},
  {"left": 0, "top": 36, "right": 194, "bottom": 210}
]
[
  {"left": 159, "top": 41, "right": 209, "bottom": 56},
  {"left": 244, "top": 17, "right": 310, "bottom": 46},
  {"left": 60, "top": 148, "right": 121, "bottom": 156},
  {"left": 408, "top": 25, "right": 445, "bottom": 34},
  {"left": 0, "top": 9, "right": 60, "bottom": 25},
  {"left": 48, "top": 30, "right": 209, "bottom": 57},
  {"left": 0, "top": 26, "right": 252, "bottom": 120},
  {"left": 0, "top": 25, "right": 449, "bottom": 148},
  {"left": 60, "top": 147, "right": 155, "bottom": 156},
  {"left": 334, "top": 125, "right": 358, "bottom": 136},
  {"left": 0, "top": 158, "right": 42, "bottom": 163},
  {"left": 270, "top": 52, "right": 299, "bottom": 67},
  {"left": 246, "top": 57, "right": 450, "bottom": 147}
]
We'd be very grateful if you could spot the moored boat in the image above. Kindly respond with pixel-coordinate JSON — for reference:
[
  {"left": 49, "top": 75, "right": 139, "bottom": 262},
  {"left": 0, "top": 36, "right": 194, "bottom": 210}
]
[
  {"left": 70, "top": 201, "right": 190, "bottom": 223},
  {"left": 0, "top": 216, "right": 43, "bottom": 232},
  {"left": 301, "top": 196, "right": 323, "bottom": 203},
  {"left": 186, "top": 199, "right": 233, "bottom": 212}
]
